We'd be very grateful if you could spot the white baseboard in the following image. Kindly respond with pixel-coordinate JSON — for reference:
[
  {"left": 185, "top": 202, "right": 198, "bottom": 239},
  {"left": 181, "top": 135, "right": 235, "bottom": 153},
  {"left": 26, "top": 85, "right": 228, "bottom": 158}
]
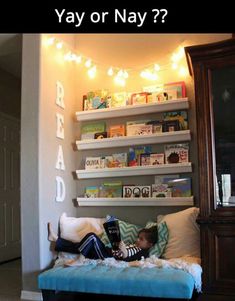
[{"left": 21, "top": 290, "right": 43, "bottom": 301}]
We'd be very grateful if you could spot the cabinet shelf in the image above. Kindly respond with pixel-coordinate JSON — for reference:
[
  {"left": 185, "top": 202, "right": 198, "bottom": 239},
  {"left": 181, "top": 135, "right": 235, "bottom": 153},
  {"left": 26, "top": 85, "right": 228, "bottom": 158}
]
[
  {"left": 76, "top": 130, "right": 191, "bottom": 150},
  {"left": 76, "top": 163, "right": 192, "bottom": 179},
  {"left": 76, "top": 197, "right": 194, "bottom": 207},
  {"left": 76, "top": 98, "right": 189, "bottom": 121}
]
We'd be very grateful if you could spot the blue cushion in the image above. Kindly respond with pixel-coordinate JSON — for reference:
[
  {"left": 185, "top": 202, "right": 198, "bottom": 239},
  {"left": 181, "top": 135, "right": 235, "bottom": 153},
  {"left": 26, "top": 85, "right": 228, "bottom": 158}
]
[{"left": 38, "top": 265, "right": 194, "bottom": 299}]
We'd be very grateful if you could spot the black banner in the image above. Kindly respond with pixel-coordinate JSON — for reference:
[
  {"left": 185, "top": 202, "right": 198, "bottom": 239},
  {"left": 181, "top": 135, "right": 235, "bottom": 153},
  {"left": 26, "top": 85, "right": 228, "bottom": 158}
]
[{"left": 0, "top": 6, "right": 233, "bottom": 33}]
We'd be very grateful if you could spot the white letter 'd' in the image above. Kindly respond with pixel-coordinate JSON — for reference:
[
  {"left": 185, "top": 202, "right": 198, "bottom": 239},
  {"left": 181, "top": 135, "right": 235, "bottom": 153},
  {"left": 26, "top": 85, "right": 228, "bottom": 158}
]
[{"left": 55, "top": 176, "right": 66, "bottom": 202}]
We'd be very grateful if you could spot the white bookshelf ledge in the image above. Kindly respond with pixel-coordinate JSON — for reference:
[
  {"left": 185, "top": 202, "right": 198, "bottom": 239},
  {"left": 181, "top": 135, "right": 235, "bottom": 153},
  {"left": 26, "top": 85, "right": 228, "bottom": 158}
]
[
  {"left": 76, "top": 197, "right": 194, "bottom": 207},
  {"left": 76, "top": 163, "right": 192, "bottom": 179},
  {"left": 76, "top": 98, "right": 189, "bottom": 121},
  {"left": 76, "top": 130, "right": 191, "bottom": 150}
]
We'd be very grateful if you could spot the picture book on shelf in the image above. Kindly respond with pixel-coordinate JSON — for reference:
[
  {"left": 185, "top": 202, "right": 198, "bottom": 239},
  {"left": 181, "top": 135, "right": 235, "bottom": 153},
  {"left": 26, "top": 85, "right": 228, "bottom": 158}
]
[
  {"left": 85, "top": 186, "right": 99, "bottom": 198},
  {"left": 146, "top": 120, "right": 163, "bottom": 133},
  {"left": 163, "top": 111, "right": 188, "bottom": 130},
  {"left": 140, "top": 153, "right": 150, "bottom": 166},
  {"left": 167, "top": 178, "right": 192, "bottom": 197},
  {"left": 126, "top": 120, "right": 152, "bottom": 136},
  {"left": 123, "top": 185, "right": 151, "bottom": 198},
  {"left": 109, "top": 124, "right": 125, "bottom": 137},
  {"left": 143, "top": 81, "right": 186, "bottom": 100},
  {"left": 86, "top": 90, "right": 109, "bottom": 110},
  {"left": 128, "top": 146, "right": 152, "bottom": 166},
  {"left": 99, "top": 182, "right": 122, "bottom": 198},
  {"left": 81, "top": 122, "right": 106, "bottom": 140},
  {"left": 152, "top": 184, "right": 172, "bottom": 197},
  {"left": 164, "top": 143, "right": 189, "bottom": 164},
  {"left": 155, "top": 174, "right": 180, "bottom": 184},
  {"left": 111, "top": 92, "right": 128, "bottom": 108},
  {"left": 112, "top": 153, "right": 128, "bottom": 168},
  {"left": 94, "top": 132, "right": 108, "bottom": 139},
  {"left": 163, "top": 120, "right": 180, "bottom": 132},
  {"left": 149, "top": 153, "right": 164, "bottom": 165},
  {"left": 85, "top": 157, "right": 101, "bottom": 169},
  {"left": 164, "top": 81, "right": 186, "bottom": 99},
  {"left": 131, "top": 92, "right": 148, "bottom": 105}
]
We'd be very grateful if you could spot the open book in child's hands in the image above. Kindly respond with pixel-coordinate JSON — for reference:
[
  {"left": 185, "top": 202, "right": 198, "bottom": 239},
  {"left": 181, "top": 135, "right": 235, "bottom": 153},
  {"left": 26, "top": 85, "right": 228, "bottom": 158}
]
[{"left": 103, "top": 215, "right": 121, "bottom": 250}]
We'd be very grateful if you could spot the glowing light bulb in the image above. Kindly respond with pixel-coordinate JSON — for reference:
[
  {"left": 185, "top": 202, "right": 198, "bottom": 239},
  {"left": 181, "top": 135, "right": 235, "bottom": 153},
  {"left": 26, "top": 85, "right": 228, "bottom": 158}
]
[
  {"left": 64, "top": 52, "right": 72, "bottom": 61},
  {"left": 179, "top": 66, "right": 188, "bottom": 77},
  {"left": 172, "top": 62, "right": 178, "bottom": 70},
  {"left": 117, "top": 70, "right": 124, "bottom": 77},
  {"left": 88, "top": 66, "right": 97, "bottom": 79},
  {"left": 76, "top": 56, "right": 82, "bottom": 63},
  {"left": 85, "top": 59, "right": 92, "bottom": 68},
  {"left": 107, "top": 67, "right": 113, "bottom": 76},
  {"left": 123, "top": 70, "right": 129, "bottom": 78},
  {"left": 71, "top": 54, "right": 77, "bottom": 61},
  {"left": 140, "top": 70, "right": 147, "bottom": 78},
  {"left": 47, "top": 37, "right": 55, "bottom": 46},
  {"left": 154, "top": 64, "right": 160, "bottom": 71},
  {"left": 114, "top": 76, "right": 125, "bottom": 86},
  {"left": 56, "top": 42, "right": 63, "bottom": 49}
]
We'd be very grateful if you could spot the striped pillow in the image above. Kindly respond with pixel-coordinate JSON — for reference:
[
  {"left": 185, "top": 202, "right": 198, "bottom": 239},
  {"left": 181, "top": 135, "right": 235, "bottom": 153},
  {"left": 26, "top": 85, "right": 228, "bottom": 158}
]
[
  {"left": 145, "top": 221, "right": 169, "bottom": 257},
  {"left": 101, "top": 220, "right": 142, "bottom": 247}
]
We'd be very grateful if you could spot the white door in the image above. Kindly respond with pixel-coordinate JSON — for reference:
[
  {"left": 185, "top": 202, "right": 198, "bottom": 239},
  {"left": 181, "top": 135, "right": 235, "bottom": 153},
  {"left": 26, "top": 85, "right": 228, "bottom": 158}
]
[{"left": 0, "top": 112, "right": 21, "bottom": 262}]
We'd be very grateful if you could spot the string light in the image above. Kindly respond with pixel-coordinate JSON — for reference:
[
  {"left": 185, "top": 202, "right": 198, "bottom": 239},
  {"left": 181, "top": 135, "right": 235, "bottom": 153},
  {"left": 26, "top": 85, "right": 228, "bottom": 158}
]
[
  {"left": 107, "top": 67, "right": 114, "bottom": 76},
  {"left": 44, "top": 35, "right": 189, "bottom": 85},
  {"left": 87, "top": 66, "right": 97, "bottom": 79},
  {"left": 85, "top": 59, "right": 92, "bottom": 68}
]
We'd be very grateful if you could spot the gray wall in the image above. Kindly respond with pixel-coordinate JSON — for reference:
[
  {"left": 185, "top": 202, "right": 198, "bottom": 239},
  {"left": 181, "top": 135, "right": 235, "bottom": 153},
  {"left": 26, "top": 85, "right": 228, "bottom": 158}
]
[{"left": 21, "top": 34, "right": 77, "bottom": 292}]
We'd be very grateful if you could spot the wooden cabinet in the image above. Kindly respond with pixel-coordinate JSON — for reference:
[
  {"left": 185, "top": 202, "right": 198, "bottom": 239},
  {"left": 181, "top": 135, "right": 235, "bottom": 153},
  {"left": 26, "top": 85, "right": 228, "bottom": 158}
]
[{"left": 185, "top": 38, "right": 235, "bottom": 300}]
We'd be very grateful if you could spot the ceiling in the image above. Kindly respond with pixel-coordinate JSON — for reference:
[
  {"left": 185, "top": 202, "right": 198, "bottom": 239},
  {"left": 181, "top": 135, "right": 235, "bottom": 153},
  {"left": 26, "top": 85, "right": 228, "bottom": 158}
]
[{"left": 0, "top": 34, "right": 22, "bottom": 78}]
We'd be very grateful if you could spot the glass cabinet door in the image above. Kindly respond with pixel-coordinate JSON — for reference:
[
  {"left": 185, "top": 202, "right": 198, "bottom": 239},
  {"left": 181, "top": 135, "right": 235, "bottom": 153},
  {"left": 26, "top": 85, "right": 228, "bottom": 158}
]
[{"left": 210, "top": 65, "right": 235, "bottom": 207}]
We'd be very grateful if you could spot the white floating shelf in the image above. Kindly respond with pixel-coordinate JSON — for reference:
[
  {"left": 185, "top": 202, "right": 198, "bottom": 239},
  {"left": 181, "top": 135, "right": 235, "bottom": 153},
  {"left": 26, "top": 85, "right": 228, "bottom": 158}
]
[
  {"left": 76, "top": 130, "right": 191, "bottom": 150},
  {"left": 76, "top": 98, "right": 189, "bottom": 121},
  {"left": 76, "top": 197, "right": 194, "bottom": 207},
  {"left": 76, "top": 163, "right": 192, "bottom": 179}
]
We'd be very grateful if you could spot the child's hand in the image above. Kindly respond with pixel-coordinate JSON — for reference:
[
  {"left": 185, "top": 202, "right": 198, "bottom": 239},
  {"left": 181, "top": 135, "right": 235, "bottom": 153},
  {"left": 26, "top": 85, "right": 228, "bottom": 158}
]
[
  {"left": 112, "top": 249, "right": 123, "bottom": 259},
  {"left": 119, "top": 241, "right": 128, "bottom": 258}
]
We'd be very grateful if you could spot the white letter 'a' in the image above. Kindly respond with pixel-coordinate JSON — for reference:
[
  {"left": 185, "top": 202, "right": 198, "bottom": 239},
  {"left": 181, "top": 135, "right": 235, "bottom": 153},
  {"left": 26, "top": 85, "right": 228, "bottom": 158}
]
[
  {"left": 55, "top": 145, "right": 65, "bottom": 170},
  {"left": 56, "top": 81, "right": 65, "bottom": 109},
  {"left": 55, "top": 176, "right": 66, "bottom": 202}
]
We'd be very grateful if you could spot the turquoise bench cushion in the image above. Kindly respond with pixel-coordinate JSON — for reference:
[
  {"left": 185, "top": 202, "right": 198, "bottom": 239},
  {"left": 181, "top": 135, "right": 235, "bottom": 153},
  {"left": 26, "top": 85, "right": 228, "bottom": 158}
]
[{"left": 38, "top": 265, "right": 194, "bottom": 299}]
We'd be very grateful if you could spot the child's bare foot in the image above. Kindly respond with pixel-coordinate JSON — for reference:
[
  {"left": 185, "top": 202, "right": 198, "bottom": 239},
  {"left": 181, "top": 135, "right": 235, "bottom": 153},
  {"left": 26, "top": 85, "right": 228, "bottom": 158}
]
[{"left": 47, "top": 223, "right": 58, "bottom": 242}]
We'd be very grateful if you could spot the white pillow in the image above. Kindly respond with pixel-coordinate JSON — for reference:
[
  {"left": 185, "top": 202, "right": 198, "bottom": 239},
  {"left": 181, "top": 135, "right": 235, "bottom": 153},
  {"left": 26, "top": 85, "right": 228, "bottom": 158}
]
[
  {"left": 157, "top": 207, "right": 200, "bottom": 259},
  {"left": 59, "top": 213, "right": 106, "bottom": 242}
]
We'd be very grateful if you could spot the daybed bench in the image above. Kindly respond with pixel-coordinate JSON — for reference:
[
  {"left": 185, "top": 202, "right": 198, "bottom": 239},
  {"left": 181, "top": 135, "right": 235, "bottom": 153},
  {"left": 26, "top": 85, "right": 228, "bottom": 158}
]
[
  {"left": 38, "top": 208, "right": 201, "bottom": 300},
  {"left": 38, "top": 263, "right": 197, "bottom": 300}
]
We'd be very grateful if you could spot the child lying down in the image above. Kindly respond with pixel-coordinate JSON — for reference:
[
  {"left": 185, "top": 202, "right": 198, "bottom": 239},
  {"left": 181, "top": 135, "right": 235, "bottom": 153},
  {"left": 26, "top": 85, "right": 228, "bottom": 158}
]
[{"left": 48, "top": 223, "right": 158, "bottom": 262}]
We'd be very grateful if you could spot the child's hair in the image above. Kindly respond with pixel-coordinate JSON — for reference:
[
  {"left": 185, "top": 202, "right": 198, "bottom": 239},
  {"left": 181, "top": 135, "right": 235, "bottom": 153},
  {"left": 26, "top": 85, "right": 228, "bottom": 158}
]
[{"left": 138, "top": 226, "right": 158, "bottom": 245}]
